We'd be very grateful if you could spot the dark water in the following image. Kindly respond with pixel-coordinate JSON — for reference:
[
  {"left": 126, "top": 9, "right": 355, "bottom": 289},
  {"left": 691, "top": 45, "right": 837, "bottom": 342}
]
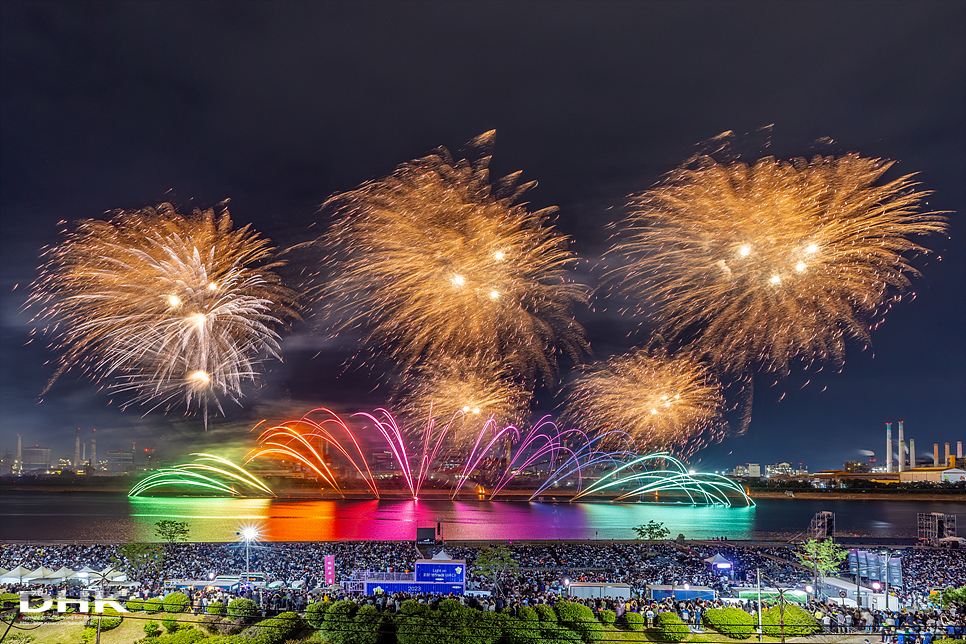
[{"left": 1, "top": 492, "right": 963, "bottom": 542}]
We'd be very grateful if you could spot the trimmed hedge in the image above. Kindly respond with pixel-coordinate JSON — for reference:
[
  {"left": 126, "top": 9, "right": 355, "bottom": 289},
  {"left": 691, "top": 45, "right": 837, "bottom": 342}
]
[
  {"left": 163, "top": 592, "right": 191, "bottom": 613},
  {"left": 321, "top": 600, "right": 357, "bottom": 644},
  {"left": 206, "top": 602, "right": 225, "bottom": 616},
  {"left": 554, "top": 601, "right": 604, "bottom": 644},
  {"left": 703, "top": 607, "right": 755, "bottom": 639},
  {"left": 125, "top": 598, "right": 144, "bottom": 612},
  {"left": 535, "top": 604, "right": 557, "bottom": 623},
  {"left": 144, "top": 597, "right": 164, "bottom": 614},
  {"left": 227, "top": 598, "right": 259, "bottom": 619},
  {"left": 305, "top": 601, "right": 330, "bottom": 629},
  {"left": 655, "top": 611, "right": 689, "bottom": 643},
  {"left": 761, "top": 605, "right": 819, "bottom": 637},
  {"left": 623, "top": 611, "right": 645, "bottom": 631},
  {"left": 93, "top": 607, "right": 123, "bottom": 631},
  {"left": 598, "top": 610, "right": 616, "bottom": 626},
  {"left": 243, "top": 611, "right": 303, "bottom": 644}
]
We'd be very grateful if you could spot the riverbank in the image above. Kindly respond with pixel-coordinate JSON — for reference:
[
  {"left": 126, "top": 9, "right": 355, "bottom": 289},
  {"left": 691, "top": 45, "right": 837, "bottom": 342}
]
[{"left": 749, "top": 490, "right": 966, "bottom": 501}]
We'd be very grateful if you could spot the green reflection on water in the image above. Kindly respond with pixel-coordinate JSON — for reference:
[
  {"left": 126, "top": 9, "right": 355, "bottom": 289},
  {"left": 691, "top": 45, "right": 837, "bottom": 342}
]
[{"left": 128, "top": 496, "right": 272, "bottom": 542}]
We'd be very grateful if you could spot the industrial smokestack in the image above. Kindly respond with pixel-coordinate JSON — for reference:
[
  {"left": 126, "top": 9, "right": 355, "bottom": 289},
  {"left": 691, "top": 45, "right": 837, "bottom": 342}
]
[
  {"left": 958, "top": 441, "right": 963, "bottom": 459},
  {"left": 886, "top": 423, "right": 893, "bottom": 473},
  {"left": 934, "top": 444, "right": 940, "bottom": 467},
  {"left": 898, "top": 421, "right": 905, "bottom": 472},
  {"left": 909, "top": 439, "right": 916, "bottom": 469},
  {"left": 945, "top": 442, "right": 951, "bottom": 463},
  {"left": 91, "top": 429, "right": 96, "bottom": 471},
  {"left": 82, "top": 442, "right": 86, "bottom": 464},
  {"left": 74, "top": 429, "right": 80, "bottom": 471},
  {"left": 16, "top": 434, "right": 22, "bottom": 474}
]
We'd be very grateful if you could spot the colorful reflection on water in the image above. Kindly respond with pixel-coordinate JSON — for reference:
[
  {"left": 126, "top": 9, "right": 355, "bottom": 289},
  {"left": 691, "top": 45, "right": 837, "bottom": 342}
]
[{"left": 2, "top": 492, "right": 962, "bottom": 542}]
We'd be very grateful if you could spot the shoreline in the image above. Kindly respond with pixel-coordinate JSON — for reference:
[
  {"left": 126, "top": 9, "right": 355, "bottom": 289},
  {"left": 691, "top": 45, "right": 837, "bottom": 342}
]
[{"left": 748, "top": 491, "right": 966, "bottom": 501}]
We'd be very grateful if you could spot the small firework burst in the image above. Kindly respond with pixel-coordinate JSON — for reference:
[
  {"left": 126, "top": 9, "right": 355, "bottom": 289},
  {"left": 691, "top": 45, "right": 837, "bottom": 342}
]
[{"left": 563, "top": 349, "right": 725, "bottom": 456}]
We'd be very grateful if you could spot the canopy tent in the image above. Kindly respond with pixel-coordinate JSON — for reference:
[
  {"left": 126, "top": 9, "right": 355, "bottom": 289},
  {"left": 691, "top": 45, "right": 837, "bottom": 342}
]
[
  {"left": 51, "top": 566, "right": 77, "bottom": 580},
  {"left": 26, "top": 566, "right": 57, "bottom": 581},
  {"left": 0, "top": 565, "right": 32, "bottom": 583}
]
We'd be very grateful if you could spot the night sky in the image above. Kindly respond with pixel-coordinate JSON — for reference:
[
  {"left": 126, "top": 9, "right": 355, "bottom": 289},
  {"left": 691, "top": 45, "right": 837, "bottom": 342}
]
[{"left": 2, "top": 1, "right": 963, "bottom": 473}]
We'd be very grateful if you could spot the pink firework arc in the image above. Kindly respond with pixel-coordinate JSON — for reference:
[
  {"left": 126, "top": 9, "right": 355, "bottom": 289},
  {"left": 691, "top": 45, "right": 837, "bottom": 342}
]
[{"left": 245, "top": 408, "right": 626, "bottom": 501}]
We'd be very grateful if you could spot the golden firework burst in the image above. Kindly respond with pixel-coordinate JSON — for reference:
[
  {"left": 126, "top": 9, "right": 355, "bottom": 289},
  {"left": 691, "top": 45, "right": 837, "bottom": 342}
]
[
  {"left": 616, "top": 154, "right": 947, "bottom": 374},
  {"left": 563, "top": 349, "right": 725, "bottom": 456},
  {"left": 395, "top": 357, "right": 529, "bottom": 445},
  {"left": 30, "top": 202, "right": 298, "bottom": 417},
  {"left": 323, "top": 131, "right": 589, "bottom": 384}
]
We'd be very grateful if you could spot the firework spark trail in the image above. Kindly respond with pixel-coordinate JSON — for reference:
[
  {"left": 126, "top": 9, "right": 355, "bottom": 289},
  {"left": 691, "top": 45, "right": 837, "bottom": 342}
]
[
  {"left": 527, "top": 432, "right": 638, "bottom": 501},
  {"left": 563, "top": 349, "right": 726, "bottom": 456},
  {"left": 30, "top": 203, "right": 298, "bottom": 421},
  {"left": 615, "top": 155, "right": 948, "bottom": 375},
  {"left": 571, "top": 452, "right": 754, "bottom": 506},
  {"left": 248, "top": 408, "right": 381, "bottom": 497},
  {"left": 129, "top": 453, "right": 273, "bottom": 497},
  {"left": 323, "top": 131, "right": 590, "bottom": 385},
  {"left": 451, "top": 418, "right": 521, "bottom": 498}
]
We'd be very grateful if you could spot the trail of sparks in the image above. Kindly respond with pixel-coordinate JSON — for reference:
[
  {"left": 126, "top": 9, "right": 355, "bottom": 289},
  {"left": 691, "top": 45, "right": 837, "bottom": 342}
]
[{"left": 128, "top": 453, "right": 274, "bottom": 497}]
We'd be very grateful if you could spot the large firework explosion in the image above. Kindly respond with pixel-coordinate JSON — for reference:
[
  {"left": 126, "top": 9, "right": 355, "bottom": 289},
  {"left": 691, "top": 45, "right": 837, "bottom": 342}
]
[
  {"left": 323, "top": 131, "right": 590, "bottom": 385},
  {"left": 394, "top": 357, "right": 529, "bottom": 446},
  {"left": 30, "top": 203, "right": 298, "bottom": 419},
  {"left": 563, "top": 349, "right": 726, "bottom": 456},
  {"left": 616, "top": 155, "right": 948, "bottom": 374}
]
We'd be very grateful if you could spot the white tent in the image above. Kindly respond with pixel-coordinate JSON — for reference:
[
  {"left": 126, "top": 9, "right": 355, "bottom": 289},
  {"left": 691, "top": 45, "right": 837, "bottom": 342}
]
[
  {"left": 0, "top": 565, "right": 32, "bottom": 583},
  {"left": 50, "top": 566, "right": 77, "bottom": 580},
  {"left": 26, "top": 566, "right": 57, "bottom": 581},
  {"left": 100, "top": 567, "right": 127, "bottom": 582}
]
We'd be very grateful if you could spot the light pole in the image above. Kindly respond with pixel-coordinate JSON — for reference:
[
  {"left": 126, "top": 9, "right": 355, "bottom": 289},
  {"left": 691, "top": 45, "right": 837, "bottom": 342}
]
[{"left": 238, "top": 528, "right": 259, "bottom": 586}]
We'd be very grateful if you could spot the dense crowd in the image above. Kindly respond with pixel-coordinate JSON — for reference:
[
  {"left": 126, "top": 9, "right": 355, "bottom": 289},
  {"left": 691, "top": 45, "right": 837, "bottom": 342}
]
[{"left": 2, "top": 540, "right": 964, "bottom": 629}]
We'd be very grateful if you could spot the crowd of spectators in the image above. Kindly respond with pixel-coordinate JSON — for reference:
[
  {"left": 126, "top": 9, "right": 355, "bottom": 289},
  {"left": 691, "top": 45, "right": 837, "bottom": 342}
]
[{"left": 2, "top": 539, "right": 964, "bottom": 633}]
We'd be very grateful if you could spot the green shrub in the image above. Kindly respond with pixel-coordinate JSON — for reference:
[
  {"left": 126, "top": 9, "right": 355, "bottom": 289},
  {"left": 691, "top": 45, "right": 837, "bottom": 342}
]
[
  {"left": 145, "top": 627, "right": 205, "bottom": 644},
  {"left": 145, "top": 621, "right": 162, "bottom": 637},
  {"left": 399, "top": 599, "right": 426, "bottom": 616},
  {"left": 91, "top": 607, "right": 123, "bottom": 631},
  {"left": 226, "top": 598, "right": 258, "bottom": 620},
  {"left": 206, "top": 602, "right": 225, "bottom": 616},
  {"left": 598, "top": 610, "right": 616, "bottom": 626},
  {"left": 541, "top": 623, "right": 582, "bottom": 643},
  {"left": 81, "top": 627, "right": 97, "bottom": 643},
  {"left": 623, "top": 612, "right": 645, "bottom": 631},
  {"left": 761, "top": 605, "right": 818, "bottom": 637},
  {"left": 438, "top": 598, "right": 462, "bottom": 613},
  {"left": 0, "top": 593, "right": 20, "bottom": 608},
  {"left": 350, "top": 605, "right": 381, "bottom": 644},
  {"left": 163, "top": 592, "right": 191, "bottom": 613},
  {"left": 144, "top": 597, "right": 164, "bottom": 614},
  {"left": 163, "top": 615, "right": 180, "bottom": 634},
  {"left": 505, "top": 614, "right": 544, "bottom": 644},
  {"left": 305, "top": 601, "right": 330, "bottom": 629},
  {"left": 655, "top": 611, "right": 689, "bottom": 643},
  {"left": 244, "top": 611, "right": 303, "bottom": 644},
  {"left": 321, "top": 600, "right": 357, "bottom": 644},
  {"left": 554, "top": 601, "right": 604, "bottom": 644},
  {"left": 518, "top": 606, "right": 539, "bottom": 622},
  {"left": 125, "top": 598, "right": 144, "bottom": 612},
  {"left": 535, "top": 604, "right": 557, "bottom": 623},
  {"left": 703, "top": 607, "right": 755, "bottom": 639}
]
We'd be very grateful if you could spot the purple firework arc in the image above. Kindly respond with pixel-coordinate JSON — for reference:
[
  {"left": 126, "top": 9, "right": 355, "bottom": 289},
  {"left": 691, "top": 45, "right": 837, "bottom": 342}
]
[{"left": 246, "top": 408, "right": 621, "bottom": 500}]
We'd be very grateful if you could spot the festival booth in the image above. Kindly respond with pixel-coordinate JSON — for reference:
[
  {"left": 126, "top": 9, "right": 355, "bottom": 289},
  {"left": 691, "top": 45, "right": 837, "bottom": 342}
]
[
  {"left": 704, "top": 553, "right": 734, "bottom": 579},
  {"left": 0, "top": 566, "right": 31, "bottom": 584},
  {"left": 567, "top": 583, "right": 632, "bottom": 600},
  {"left": 823, "top": 577, "right": 899, "bottom": 610},
  {"left": 735, "top": 587, "right": 808, "bottom": 604},
  {"left": 361, "top": 550, "right": 466, "bottom": 595},
  {"left": 646, "top": 584, "right": 715, "bottom": 601}
]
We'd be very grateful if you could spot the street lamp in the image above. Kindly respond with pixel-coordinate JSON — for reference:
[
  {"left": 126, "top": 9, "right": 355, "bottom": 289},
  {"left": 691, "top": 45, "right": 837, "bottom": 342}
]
[{"left": 237, "top": 527, "right": 259, "bottom": 586}]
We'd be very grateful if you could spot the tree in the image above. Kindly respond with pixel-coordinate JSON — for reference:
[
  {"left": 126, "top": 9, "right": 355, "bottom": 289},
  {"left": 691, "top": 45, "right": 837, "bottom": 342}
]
[
  {"left": 110, "top": 540, "right": 165, "bottom": 584},
  {"left": 796, "top": 539, "right": 847, "bottom": 587},
  {"left": 155, "top": 520, "right": 190, "bottom": 543},
  {"left": 633, "top": 520, "right": 670, "bottom": 541},
  {"left": 473, "top": 545, "right": 519, "bottom": 597}
]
